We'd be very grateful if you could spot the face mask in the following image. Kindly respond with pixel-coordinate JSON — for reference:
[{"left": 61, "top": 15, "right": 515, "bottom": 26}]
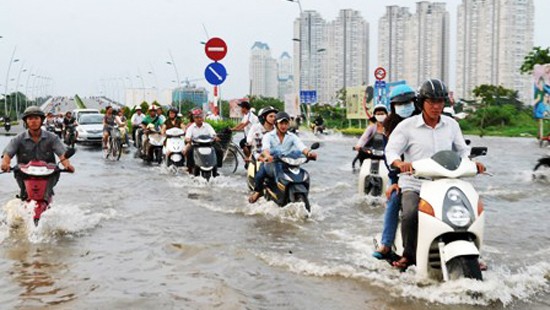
[
  {"left": 395, "top": 103, "right": 415, "bottom": 118},
  {"left": 375, "top": 115, "right": 386, "bottom": 123}
]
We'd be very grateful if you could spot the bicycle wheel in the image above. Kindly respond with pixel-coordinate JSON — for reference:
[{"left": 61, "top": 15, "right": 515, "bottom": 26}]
[
  {"left": 220, "top": 148, "right": 238, "bottom": 175},
  {"left": 105, "top": 137, "right": 113, "bottom": 160},
  {"left": 114, "top": 138, "right": 122, "bottom": 160}
]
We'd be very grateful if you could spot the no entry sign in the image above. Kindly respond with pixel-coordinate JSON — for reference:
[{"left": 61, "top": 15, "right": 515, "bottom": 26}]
[{"left": 205, "top": 37, "right": 227, "bottom": 61}]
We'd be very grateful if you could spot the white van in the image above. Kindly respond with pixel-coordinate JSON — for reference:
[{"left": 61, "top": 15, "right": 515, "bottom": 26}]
[{"left": 73, "top": 108, "right": 100, "bottom": 122}]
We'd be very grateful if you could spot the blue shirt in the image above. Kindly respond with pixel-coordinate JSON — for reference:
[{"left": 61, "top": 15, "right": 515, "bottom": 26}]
[{"left": 261, "top": 130, "right": 307, "bottom": 158}]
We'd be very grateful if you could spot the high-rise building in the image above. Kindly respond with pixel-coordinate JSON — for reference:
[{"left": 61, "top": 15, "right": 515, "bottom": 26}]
[
  {"left": 293, "top": 10, "right": 327, "bottom": 101},
  {"left": 378, "top": 6, "right": 411, "bottom": 83},
  {"left": 331, "top": 9, "right": 370, "bottom": 101},
  {"left": 249, "top": 41, "right": 278, "bottom": 98},
  {"left": 456, "top": 0, "right": 534, "bottom": 102},
  {"left": 378, "top": 2, "right": 449, "bottom": 87},
  {"left": 277, "top": 52, "right": 294, "bottom": 100},
  {"left": 293, "top": 9, "right": 369, "bottom": 104}
]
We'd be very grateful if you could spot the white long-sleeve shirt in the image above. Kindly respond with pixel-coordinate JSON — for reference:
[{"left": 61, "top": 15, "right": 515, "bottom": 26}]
[{"left": 385, "top": 114, "right": 470, "bottom": 192}]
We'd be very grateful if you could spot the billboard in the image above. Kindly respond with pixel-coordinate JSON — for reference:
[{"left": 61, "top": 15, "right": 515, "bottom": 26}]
[
  {"left": 284, "top": 93, "right": 300, "bottom": 117},
  {"left": 533, "top": 63, "right": 550, "bottom": 119},
  {"left": 346, "top": 80, "right": 407, "bottom": 119}
]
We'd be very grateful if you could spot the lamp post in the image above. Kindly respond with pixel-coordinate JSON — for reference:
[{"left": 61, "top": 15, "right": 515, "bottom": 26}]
[
  {"left": 136, "top": 73, "right": 146, "bottom": 104},
  {"left": 14, "top": 61, "right": 26, "bottom": 117},
  {"left": 24, "top": 69, "right": 34, "bottom": 110},
  {"left": 4, "top": 46, "right": 18, "bottom": 116},
  {"left": 167, "top": 51, "right": 182, "bottom": 112}
]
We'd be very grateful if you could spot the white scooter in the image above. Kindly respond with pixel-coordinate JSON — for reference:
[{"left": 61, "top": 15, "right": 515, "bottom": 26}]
[
  {"left": 164, "top": 127, "right": 186, "bottom": 167},
  {"left": 387, "top": 147, "right": 488, "bottom": 281},
  {"left": 357, "top": 147, "right": 389, "bottom": 197}
]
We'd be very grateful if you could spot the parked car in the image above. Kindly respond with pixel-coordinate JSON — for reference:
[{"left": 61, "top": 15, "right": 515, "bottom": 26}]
[
  {"left": 73, "top": 108, "right": 100, "bottom": 122},
  {"left": 76, "top": 113, "right": 104, "bottom": 145}
]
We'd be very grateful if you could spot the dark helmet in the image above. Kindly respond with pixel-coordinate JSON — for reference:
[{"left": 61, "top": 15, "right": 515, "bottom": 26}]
[
  {"left": 237, "top": 101, "right": 251, "bottom": 110},
  {"left": 417, "top": 79, "right": 448, "bottom": 108},
  {"left": 275, "top": 111, "right": 290, "bottom": 124},
  {"left": 169, "top": 107, "right": 178, "bottom": 115},
  {"left": 258, "top": 106, "right": 278, "bottom": 124},
  {"left": 389, "top": 84, "right": 416, "bottom": 105},
  {"left": 22, "top": 106, "right": 45, "bottom": 122}
]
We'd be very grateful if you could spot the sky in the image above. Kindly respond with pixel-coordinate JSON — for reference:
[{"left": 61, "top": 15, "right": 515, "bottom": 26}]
[{"left": 1, "top": 0, "right": 549, "bottom": 101}]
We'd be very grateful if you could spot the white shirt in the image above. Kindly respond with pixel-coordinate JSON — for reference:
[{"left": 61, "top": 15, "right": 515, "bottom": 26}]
[
  {"left": 385, "top": 114, "right": 470, "bottom": 192},
  {"left": 241, "top": 111, "right": 259, "bottom": 137},
  {"left": 247, "top": 123, "right": 270, "bottom": 158},
  {"left": 131, "top": 112, "right": 145, "bottom": 126},
  {"left": 185, "top": 122, "right": 216, "bottom": 141}
]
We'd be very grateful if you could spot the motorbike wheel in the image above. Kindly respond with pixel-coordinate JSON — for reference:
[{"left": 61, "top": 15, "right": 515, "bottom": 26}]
[
  {"left": 446, "top": 255, "right": 482, "bottom": 281},
  {"left": 193, "top": 166, "right": 201, "bottom": 177},
  {"left": 220, "top": 148, "right": 238, "bottom": 175},
  {"left": 293, "top": 193, "right": 311, "bottom": 213},
  {"left": 201, "top": 170, "right": 212, "bottom": 181},
  {"left": 154, "top": 148, "right": 162, "bottom": 164}
]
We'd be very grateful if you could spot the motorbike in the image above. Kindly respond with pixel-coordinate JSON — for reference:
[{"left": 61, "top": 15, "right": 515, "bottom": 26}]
[
  {"left": 141, "top": 126, "right": 165, "bottom": 164},
  {"left": 379, "top": 147, "right": 488, "bottom": 281},
  {"left": 191, "top": 135, "right": 218, "bottom": 180},
  {"left": 3, "top": 117, "right": 11, "bottom": 132},
  {"left": 533, "top": 156, "right": 550, "bottom": 180},
  {"left": 356, "top": 146, "right": 389, "bottom": 197},
  {"left": 64, "top": 124, "right": 77, "bottom": 148},
  {"left": 164, "top": 127, "right": 186, "bottom": 167},
  {"left": 1, "top": 148, "right": 75, "bottom": 226},
  {"left": 247, "top": 143, "right": 320, "bottom": 213}
]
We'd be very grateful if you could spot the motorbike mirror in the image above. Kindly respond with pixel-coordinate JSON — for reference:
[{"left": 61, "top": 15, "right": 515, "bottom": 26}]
[
  {"left": 64, "top": 147, "right": 77, "bottom": 159},
  {"left": 465, "top": 139, "right": 471, "bottom": 145},
  {"left": 469, "top": 146, "right": 487, "bottom": 158},
  {"left": 310, "top": 142, "right": 320, "bottom": 150}
]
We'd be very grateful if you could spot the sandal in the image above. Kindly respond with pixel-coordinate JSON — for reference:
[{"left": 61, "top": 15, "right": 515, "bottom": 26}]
[
  {"left": 248, "top": 191, "right": 261, "bottom": 203},
  {"left": 392, "top": 256, "right": 411, "bottom": 271},
  {"left": 372, "top": 246, "right": 400, "bottom": 263}
]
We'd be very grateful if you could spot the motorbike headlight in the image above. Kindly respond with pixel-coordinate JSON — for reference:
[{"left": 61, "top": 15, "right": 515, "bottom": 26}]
[
  {"left": 443, "top": 187, "right": 474, "bottom": 229},
  {"left": 446, "top": 205, "right": 471, "bottom": 227}
]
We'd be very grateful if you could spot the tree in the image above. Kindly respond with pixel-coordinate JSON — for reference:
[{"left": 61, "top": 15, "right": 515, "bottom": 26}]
[
  {"left": 520, "top": 46, "right": 550, "bottom": 75},
  {"left": 472, "top": 84, "right": 522, "bottom": 110}
]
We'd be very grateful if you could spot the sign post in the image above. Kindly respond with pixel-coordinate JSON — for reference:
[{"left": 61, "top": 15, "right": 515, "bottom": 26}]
[
  {"left": 373, "top": 67, "right": 388, "bottom": 109},
  {"left": 204, "top": 37, "right": 228, "bottom": 118}
]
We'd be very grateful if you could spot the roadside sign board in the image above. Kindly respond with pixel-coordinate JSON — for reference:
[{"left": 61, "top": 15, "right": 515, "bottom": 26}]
[
  {"left": 204, "top": 62, "right": 227, "bottom": 86},
  {"left": 300, "top": 90, "right": 317, "bottom": 104},
  {"left": 205, "top": 37, "right": 228, "bottom": 61}
]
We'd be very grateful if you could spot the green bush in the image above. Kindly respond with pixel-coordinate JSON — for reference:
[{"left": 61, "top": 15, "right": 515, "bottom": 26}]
[
  {"left": 206, "top": 119, "right": 237, "bottom": 133},
  {"left": 340, "top": 127, "right": 365, "bottom": 136}
]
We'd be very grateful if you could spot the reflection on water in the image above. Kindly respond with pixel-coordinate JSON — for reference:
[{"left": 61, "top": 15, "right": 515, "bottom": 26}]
[{"left": 4, "top": 242, "right": 76, "bottom": 307}]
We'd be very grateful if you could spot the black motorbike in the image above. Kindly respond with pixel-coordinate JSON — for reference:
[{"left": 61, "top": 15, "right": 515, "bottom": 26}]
[
  {"left": 64, "top": 124, "right": 77, "bottom": 148},
  {"left": 3, "top": 116, "right": 11, "bottom": 132},
  {"left": 191, "top": 135, "right": 218, "bottom": 180},
  {"left": 252, "top": 142, "right": 319, "bottom": 213}
]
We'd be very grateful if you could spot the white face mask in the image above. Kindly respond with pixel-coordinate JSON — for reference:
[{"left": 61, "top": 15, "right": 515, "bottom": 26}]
[
  {"left": 394, "top": 103, "right": 415, "bottom": 118},
  {"left": 375, "top": 115, "right": 387, "bottom": 123}
]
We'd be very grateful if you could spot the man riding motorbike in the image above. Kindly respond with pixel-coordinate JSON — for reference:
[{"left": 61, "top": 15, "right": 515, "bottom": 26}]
[
  {"left": 184, "top": 109, "right": 221, "bottom": 174},
  {"left": 384, "top": 79, "right": 485, "bottom": 269},
  {"left": 141, "top": 105, "right": 164, "bottom": 157},
  {"left": 1, "top": 106, "right": 75, "bottom": 201},
  {"left": 248, "top": 111, "right": 317, "bottom": 203},
  {"left": 131, "top": 106, "right": 145, "bottom": 147},
  {"left": 62, "top": 111, "right": 78, "bottom": 143}
]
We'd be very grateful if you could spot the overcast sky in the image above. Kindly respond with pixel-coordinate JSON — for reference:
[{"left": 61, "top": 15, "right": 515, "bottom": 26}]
[{"left": 1, "top": 0, "right": 549, "bottom": 100}]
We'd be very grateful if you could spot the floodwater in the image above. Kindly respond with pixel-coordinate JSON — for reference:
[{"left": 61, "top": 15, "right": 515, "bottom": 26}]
[{"left": 0, "top": 133, "right": 549, "bottom": 309}]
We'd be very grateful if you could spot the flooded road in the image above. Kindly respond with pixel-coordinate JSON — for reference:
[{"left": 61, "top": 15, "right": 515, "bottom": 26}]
[{"left": 1, "top": 133, "right": 549, "bottom": 309}]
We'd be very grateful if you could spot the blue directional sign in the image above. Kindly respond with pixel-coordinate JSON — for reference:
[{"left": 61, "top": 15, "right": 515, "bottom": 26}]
[
  {"left": 300, "top": 90, "right": 317, "bottom": 104},
  {"left": 204, "top": 62, "right": 227, "bottom": 86}
]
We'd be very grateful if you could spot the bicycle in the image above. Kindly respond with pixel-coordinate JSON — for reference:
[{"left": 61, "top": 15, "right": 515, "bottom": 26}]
[
  {"left": 106, "top": 125, "right": 122, "bottom": 161},
  {"left": 216, "top": 127, "right": 247, "bottom": 174}
]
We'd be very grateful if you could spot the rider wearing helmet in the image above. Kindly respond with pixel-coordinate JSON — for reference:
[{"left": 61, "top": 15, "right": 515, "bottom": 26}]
[
  {"left": 139, "top": 105, "right": 164, "bottom": 156},
  {"left": 231, "top": 101, "right": 259, "bottom": 160},
  {"left": 1, "top": 106, "right": 75, "bottom": 201},
  {"left": 385, "top": 79, "right": 484, "bottom": 270},
  {"left": 131, "top": 106, "right": 145, "bottom": 147},
  {"left": 62, "top": 110, "right": 78, "bottom": 143},
  {"left": 184, "top": 109, "right": 219, "bottom": 173},
  {"left": 162, "top": 107, "right": 185, "bottom": 134},
  {"left": 246, "top": 106, "right": 278, "bottom": 161},
  {"left": 248, "top": 111, "right": 317, "bottom": 203},
  {"left": 372, "top": 84, "right": 418, "bottom": 262},
  {"left": 354, "top": 103, "right": 388, "bottom": 166}
]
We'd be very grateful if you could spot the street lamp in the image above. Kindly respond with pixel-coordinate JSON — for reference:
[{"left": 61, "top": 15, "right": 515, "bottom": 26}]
[
  {"left": 15, "top": 61, "right": 27, "bottom": 117},
  {"left": 3, "top": 46, "right": 18, "bottom": 116},
  {"left": 166, "top": 51, "right": 182, "bottom": 111}
]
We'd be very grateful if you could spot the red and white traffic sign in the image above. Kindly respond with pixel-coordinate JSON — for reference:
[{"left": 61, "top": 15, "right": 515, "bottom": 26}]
[
  {"left": 205, "top": 37, "right": 227, "bottom": 61},
  {"left": 374, "top": 67, "right": 386, "bottom": 80}
]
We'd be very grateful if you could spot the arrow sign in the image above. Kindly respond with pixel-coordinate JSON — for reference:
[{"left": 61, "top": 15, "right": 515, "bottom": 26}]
[
  {"left": 204, "top": 62, "right": 227, "bottom": 86},
  {"left": 205, "top": 37, "right": 228, "bottom": 61}
]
